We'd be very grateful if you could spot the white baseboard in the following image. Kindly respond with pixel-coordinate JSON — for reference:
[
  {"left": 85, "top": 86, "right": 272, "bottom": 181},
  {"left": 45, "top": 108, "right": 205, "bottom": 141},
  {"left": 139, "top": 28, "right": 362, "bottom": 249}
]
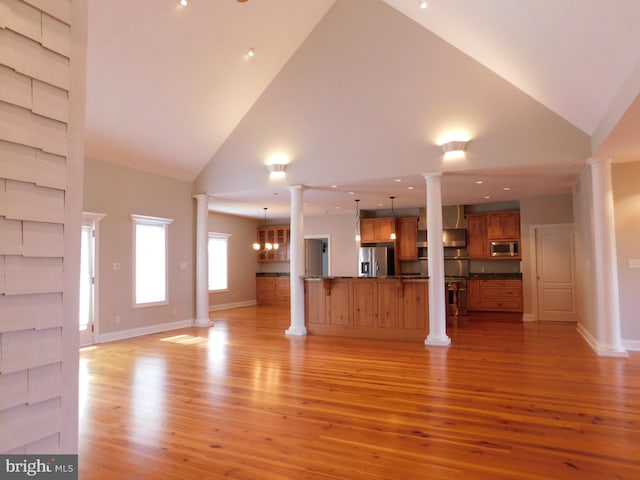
[
  {"left": 522, "top": 313, "right": 535, "bottom": 322},
  {"left": 623, "top": 339, "right": 640, "bottom": 351},
  {"left": 97, "top": 319, "right": 194, "bottom": 344},
  {"left": 576, "top": 323, "right": 629, "bottom": 356},
  {"left": 576, "top": 323, "right": 597, "bottom": 352},
  {"left": 209, "top": 300, "right": 256, "bottom": 312}
]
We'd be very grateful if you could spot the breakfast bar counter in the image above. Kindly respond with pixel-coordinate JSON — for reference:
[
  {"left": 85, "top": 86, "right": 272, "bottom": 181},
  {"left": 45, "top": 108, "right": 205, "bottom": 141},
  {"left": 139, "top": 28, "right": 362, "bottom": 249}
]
[{"left": 303, "top": 276, "right": 429, "bottom": 341}]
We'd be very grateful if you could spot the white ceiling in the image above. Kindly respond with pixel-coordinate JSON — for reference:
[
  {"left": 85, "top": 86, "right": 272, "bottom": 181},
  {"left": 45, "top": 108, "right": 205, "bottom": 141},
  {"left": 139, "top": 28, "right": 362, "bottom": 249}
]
[{"left": 84, "top": 0, "right": 640, "bottom": 218}]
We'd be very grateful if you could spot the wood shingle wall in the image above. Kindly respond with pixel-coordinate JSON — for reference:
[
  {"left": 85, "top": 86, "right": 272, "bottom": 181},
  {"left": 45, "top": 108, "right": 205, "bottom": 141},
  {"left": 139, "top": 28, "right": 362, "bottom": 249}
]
[{"left": 0, "top": 0, "right": 81, "bottom": 453}]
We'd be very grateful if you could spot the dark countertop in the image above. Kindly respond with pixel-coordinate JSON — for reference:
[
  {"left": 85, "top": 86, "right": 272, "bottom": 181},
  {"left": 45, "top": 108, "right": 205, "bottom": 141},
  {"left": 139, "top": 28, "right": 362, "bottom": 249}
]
[
  {"left": 302, "top": 275, "right": 429, "bottom": 280},
  {"left": 256, "top": 272, "right": 290, "bottom": 277},
  {"left": 469, "top": 272, "right": 522, "bottom": 279}
]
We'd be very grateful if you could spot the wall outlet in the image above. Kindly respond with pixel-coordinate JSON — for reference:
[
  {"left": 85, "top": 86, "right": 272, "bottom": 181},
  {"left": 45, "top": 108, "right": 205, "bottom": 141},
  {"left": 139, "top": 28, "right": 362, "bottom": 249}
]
[
  {"left": 113, "top": 262, "right": 120, "bottom": 271},
  {"left": 172, "top": 307, "right": 177, "bottom": 316},
  {"left": 179, "top": 262, "right": 187, "bottom": 270},
  {"left": 115, "top": 315, "right": 121, "bottom": 323}
]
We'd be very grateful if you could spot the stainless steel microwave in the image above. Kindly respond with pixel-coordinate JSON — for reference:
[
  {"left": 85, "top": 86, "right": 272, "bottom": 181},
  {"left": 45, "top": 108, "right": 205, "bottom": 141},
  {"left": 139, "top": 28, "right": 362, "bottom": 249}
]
[{"left": 490, "top": 240, "right": 519, "bottom": 257}]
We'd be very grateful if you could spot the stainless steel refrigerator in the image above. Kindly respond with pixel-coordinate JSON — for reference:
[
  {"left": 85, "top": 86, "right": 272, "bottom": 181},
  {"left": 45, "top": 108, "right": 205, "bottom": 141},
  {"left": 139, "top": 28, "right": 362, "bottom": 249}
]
[{"left": 358, "top": 246, "right": 393, "bottom": 277}]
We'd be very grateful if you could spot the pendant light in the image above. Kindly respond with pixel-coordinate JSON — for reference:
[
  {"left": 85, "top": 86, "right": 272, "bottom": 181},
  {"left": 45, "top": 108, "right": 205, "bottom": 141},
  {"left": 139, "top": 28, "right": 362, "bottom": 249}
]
[
  {"left": 354, "top": 199, "right": 361, "bottom": 242},
  {"left": 253, "top": 207, "right": 279, "bottom": 252},
  {"left": 389, "top": 196, "right": 397, "bottom": 240}
]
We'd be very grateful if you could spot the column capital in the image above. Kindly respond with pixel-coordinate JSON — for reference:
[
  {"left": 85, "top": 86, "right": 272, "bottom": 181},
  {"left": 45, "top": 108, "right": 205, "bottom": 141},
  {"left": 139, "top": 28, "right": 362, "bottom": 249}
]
[
  {"left": 586, "top": 157, "right": 612, "bottom": 168},
  {"left": 192, "top": 193, "right": 211, "bottom": 202},
  {"left": 289, "top": 184, "right": 307, "bottom": 193},
  {"left": 422, "top": 172, "right": 443, "bottom": 181}
]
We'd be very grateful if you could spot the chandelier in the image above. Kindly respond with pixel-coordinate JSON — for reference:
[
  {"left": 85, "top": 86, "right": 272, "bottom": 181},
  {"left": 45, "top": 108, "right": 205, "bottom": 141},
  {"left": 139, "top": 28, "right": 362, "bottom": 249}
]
[{"left": 253, "top": 207, "right": 279, "bottom": 252}]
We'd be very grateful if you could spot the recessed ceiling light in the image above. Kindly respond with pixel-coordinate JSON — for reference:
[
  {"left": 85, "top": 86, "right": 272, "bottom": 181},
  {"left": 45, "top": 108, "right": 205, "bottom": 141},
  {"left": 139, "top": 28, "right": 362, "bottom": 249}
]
[
  {"left": 484, "top": 195, "right": 491, "bottom": 199},
  {"left": 335, "top": 206, "right": 341, "bottom": 209},
  {"left": 420, "top": 1, "right": 427, "bottom": 9},
  {"left": 407, "top": 186, "right": 414, "bottom": 190},
  {"left": 348, "top": 191, "right": 354, "bottom": 195},
  {"left": 475, "top": 180, "right": 484, "bottom": 184},
  {"left": 180, "top": 0, "right": 187, "bottom": 6},
  {"left": 247, "top": 48, "right": 255, "bottom": 57},
  {"left": 331, "top": 185, "right": 338, "bottom": 188},
  {"left": 503, "top": 187, "right": 511, "bottom": 191},
  {"left": 378, "top": 203, "right": 383, "bottom": 207},
  {"left": 394, "top": 178, "right": 402, "bottom": 182}
]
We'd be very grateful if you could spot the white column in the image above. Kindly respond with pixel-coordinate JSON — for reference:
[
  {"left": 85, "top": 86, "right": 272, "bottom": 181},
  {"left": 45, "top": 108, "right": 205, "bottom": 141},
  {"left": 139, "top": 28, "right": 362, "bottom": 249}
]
[
  {"left": 193, "top": 194, "right": 213, "bottom": 327},
  {"left": 587, "top": 159, "right": 626, "bottom": 356},
  {"left": 286, "top": 185, "right": 307, "bottom": 336},
  {"left": 424, "top": 173, "right": 450, "bottom": 346}
]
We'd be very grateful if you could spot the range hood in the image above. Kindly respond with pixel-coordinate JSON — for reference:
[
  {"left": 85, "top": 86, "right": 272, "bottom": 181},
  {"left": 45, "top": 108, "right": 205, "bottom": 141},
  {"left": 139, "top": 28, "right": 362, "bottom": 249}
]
[
  {"left": 417, "top": 205, "right": 467, "bottom": 247},
  {"left": 417, "top": 228, "right": 466, "bottom": 248},
  {"left": 418, "top": 205, "right": 466, "bottom": 229}
]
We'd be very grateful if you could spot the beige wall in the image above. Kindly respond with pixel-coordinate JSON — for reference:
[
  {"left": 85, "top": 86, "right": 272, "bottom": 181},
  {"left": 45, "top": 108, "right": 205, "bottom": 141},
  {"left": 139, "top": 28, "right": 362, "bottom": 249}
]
[
  {"left": 304, "top": 213, "right": 359, "bottom": 277},
  {"left": 520, "top": 194, "right": 574, "bottom": 316},
  {"left": 83, "top": 159, "right": 195, "bottom": 335},
  {"left": 612, "top": 161, "right": 640, "bottom": 343},
  {"left": 207, "top": 211, "right": 259, "bottom": 307}
]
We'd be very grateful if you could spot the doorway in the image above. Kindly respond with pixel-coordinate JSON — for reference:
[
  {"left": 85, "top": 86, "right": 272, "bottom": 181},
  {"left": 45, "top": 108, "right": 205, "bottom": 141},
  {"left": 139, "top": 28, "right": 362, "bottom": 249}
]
[
  {"left": 532, "top": 224, "right": 576, "bottom": 322},
  {"left": 304, "top": 236, "right": 330, "bottom": 276},
  {"left": 80, "top": 212, "right": 105, "bottom": 345}
]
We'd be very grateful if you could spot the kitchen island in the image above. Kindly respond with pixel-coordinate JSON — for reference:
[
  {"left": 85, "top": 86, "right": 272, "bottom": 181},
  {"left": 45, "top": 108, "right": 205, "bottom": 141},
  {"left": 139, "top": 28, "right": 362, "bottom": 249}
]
[{"left": 304, "top": 276, "right": 429, "bottom": 341}]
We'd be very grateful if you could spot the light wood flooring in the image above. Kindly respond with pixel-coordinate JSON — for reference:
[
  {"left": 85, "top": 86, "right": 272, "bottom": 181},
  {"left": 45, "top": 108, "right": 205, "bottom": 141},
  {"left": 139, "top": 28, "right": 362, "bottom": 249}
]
[{"left": 79, "top": 307, "right": 640, "bottom": 479}]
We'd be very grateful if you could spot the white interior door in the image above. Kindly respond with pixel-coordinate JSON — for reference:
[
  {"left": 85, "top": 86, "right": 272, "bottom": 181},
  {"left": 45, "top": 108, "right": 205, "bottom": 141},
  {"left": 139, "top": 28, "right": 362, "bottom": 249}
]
[
  {"left": 79, "top": 223, "right": 95, "bottom": 345},
  {"left": 534, "top": 225, "right": 576, "bottom": 322}
]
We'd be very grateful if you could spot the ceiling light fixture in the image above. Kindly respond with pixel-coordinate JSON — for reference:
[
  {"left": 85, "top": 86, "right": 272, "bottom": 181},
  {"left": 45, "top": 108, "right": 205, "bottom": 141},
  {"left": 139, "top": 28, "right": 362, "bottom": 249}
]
[
  {"left": 267, "top": 163, "right": 287, "bottom": 179},
  {"left": 420, "top": 1, "right": 428, "bottom": 9},
  {"left": 389, "top": 196, "right": 397, "bottom": 240},
  {"left": 247, "top": 48, "right": 255, "bottom": 57},
  {"left": 440, "top": 140, "right": 467, "bottom": 154},
  {"left": 180, "top": 0, "right": 187, "bottom": 5}
]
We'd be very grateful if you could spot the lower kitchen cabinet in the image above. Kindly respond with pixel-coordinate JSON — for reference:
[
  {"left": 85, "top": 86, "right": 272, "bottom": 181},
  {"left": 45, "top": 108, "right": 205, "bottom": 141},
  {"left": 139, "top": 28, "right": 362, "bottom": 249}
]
[
  {"left": 256, "top": 276, "right": 290, "bottom": 306},
  {"left": 467, "top": 278, "right": 522, "bottom": 312},
  {"left": 304, "top": 278, "right": 429, "bottom": 341}
]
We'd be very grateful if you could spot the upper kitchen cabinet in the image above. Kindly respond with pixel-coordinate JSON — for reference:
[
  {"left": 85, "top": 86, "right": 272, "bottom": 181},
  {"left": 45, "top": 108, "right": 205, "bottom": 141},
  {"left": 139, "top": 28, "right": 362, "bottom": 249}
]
[
  {"left": 360, "top": 217, "right": 396, "bottom": 243},
  {"left": 466, "top": 214, "right": 488, "bottom": 259},
  {"left": 257, "top": 225, "right": 290, "bottom": 262},
  {"left": 397, "top": 217, "right": 418, "bottom": 260},
  {"left": 486, "top": 211, "right": 520, "bottom": 240}
]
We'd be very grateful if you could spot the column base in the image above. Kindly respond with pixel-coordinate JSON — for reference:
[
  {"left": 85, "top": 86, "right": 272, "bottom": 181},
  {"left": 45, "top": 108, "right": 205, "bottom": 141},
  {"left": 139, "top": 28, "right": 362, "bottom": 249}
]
[
  {"left": 424, "top": 335, "right": 451, "bottom": 347},
  {"left": 285, "top": 326, "right": 307, "bottom": 336},
  {"left": 596, "top": 344, "right": 628, "bottom": 357},
  {"left": 194, "top": 318, "right": 214, "bottom": 328}
]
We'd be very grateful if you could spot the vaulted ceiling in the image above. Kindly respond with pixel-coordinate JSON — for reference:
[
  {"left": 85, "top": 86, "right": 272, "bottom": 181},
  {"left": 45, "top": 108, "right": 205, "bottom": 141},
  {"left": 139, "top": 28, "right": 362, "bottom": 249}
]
[{"left": 85, "top": 0, "right": 640, "bottom": 217}]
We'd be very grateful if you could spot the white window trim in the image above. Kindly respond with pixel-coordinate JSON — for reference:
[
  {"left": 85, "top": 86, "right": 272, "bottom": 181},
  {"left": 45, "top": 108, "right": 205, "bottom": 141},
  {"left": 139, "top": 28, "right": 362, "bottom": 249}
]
[
  {"left": 131, "top": 214, "right": 174, "bottom": 308},
  {"left": 208, "top": 232, "right": 231, "bottom": 292}
]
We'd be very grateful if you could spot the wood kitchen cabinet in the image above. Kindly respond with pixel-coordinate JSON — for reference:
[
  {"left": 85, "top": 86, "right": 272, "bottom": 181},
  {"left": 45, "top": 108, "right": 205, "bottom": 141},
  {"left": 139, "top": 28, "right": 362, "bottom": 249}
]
[
  {"left": 256, "top": 225, "right": 290, "bottom": 262},
  {"left": 304, "top": 278, "right": 428, "bottom": 341},
  {"left": 396, "top": 217, "right": 418, "bottom": 260},
  {"left": 467, "top": 278, "right": 522, "bottom": 312},
  {"left": 256, "top": 276, "right": 290, "bottom": 306},
  {"left": 486, "top": 211, "right": 520, "bottom": 240},
  {"left": 360, "top": 217, "right": 396, "bottom": 243},
  {"left": 466, "top": 214, "right": 488, "bottom": 259}
]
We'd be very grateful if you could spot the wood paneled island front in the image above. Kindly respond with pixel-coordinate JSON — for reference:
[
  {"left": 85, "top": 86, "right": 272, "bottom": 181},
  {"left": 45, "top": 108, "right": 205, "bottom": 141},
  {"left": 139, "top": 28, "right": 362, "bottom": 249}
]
[{"left": 304, "top": 277, "right": 429, "bottom": 341}]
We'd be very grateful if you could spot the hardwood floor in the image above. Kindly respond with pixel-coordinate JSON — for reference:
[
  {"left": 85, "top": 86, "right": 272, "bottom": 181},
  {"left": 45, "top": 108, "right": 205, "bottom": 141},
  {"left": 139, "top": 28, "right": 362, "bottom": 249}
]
[{"left": 79, "top": 307, "right": 640, "bottom": 479}]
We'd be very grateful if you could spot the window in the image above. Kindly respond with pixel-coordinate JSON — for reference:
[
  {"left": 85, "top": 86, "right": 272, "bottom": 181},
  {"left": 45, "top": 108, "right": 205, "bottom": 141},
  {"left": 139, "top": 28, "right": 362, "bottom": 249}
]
[
  {"left": 208, "top": 233, "right": 230, "bottom": 291},
  {"left": 131, "top": 214, "right": 173, "bottom": 306}
]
